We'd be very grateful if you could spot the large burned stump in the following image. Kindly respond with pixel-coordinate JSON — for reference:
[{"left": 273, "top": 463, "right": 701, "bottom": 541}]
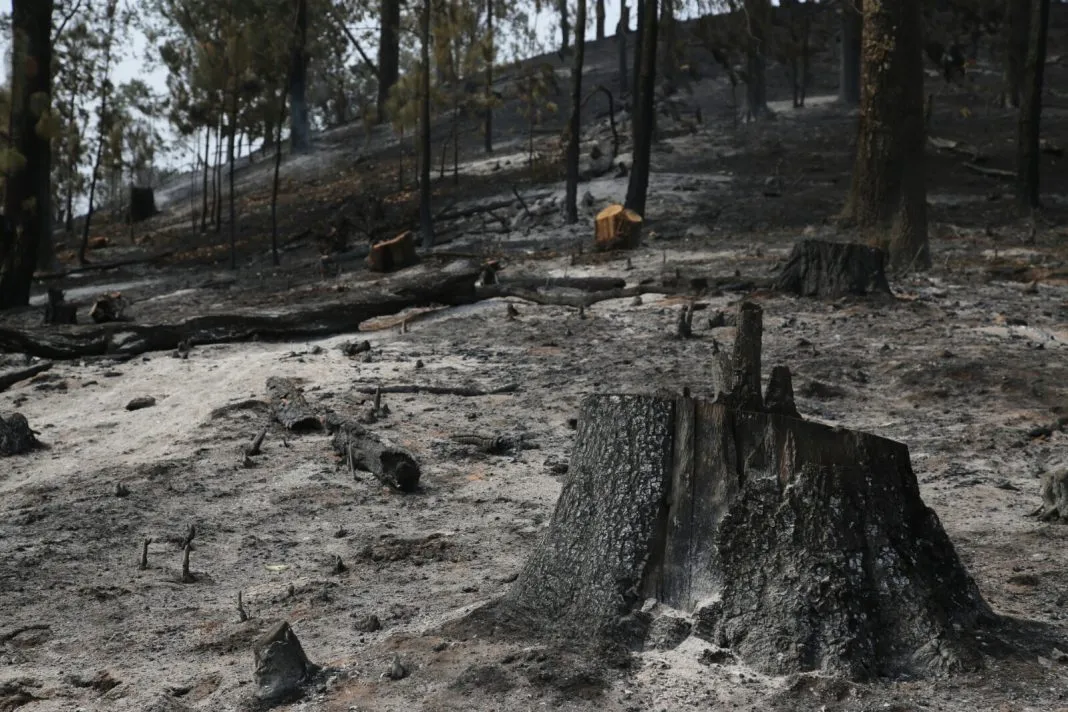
[
  {"left": 775, "top": 239, "right": 891, "bottom": 298},
  {"left": 463, "top": 304, "right": 990, "bottom": 680}
]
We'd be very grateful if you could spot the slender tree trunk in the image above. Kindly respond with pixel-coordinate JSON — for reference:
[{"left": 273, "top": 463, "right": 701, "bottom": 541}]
[
  {"left": 290, "top": 0, "right": 310, "bottom": 153},
  {"left": 618, "top": 1, "right": 630, "bottom": 96},
  {"left": 200, "top": 126, "right": 210, "bottom": 232},
  {"left": 745, "top": 0, "right": 770, "bottom": 119},
  {"left": 839, "top": 0, "right": 862, "bottom": 106},
  {"left": 559, "top": 0, "right": 571, "bottom": 53},
  {"left": 659, "top": 0, "right": 676, "bottom": 93},
  {"left": 378, "top": 0, "right": 401, "bottom": 119},
  {"left": 419, "top": 0, "right": 435, "bottom": 248},
  {"left": 843, "top": 0, "right": 928, "bottom": 269},
  {"left": 271, "top": 88, "right": 286, "bottom": 267},
  {"left": 228, "top": 97, "right": 239, "bottom": 269},
  {"left": 1015, "top": 0, "right": 1051, "bottom": 212},
  {"left": 78, "top": 2, "right": 116, "bottom": 265},
  {"left": 484, "top": 0, "right": 494, "bottom": 153},
  {"left": 632, "top": 0, "right": 644, "bottom": 101},
  {"left": 0, "top": 0, "right": 54, "bottom": 308},
  {"left": 1005, "top": 0, "right": 1030, "bottom": 109},
  {"left": 596, "top": 0, "right": 606, "bottom": 40},
  {"left": 214, "top": 117, "right": 223, "bottom": 232},
  {"left": 625, "top": 0, "right": 657, "bottom": 217},
  {"left": 565, "top": 0, "right": 588, "bottom": 224}
]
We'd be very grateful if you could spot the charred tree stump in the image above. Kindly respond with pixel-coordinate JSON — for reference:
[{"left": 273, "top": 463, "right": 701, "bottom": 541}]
[
  {"left": 253, "top": 621, "right": 319, "bottom": 702},
  {"left": 367, "top": 231, "right": 419, "bottom": 273},
  {"left": 44, "top": 288, "right": 76, "bottom": 325},
  {"left": 774, "top": 239, "right": 891, "bottom": 298},
  {"left": 594, "top": 204, "right": 643, "bottom": 250},
  {"left": 329, "top": 419, "right": 420, "bottom": 492},
  {"left": 266, "top": 377, "right": 321, "bottom": 432},
  {"left": 456, "top": 308, "right": 990, "bottom": 681},
  {"left": 1035, "top": 467, "right": 1068, "bottom": 522},
  {"left": 0, "top": 413, "right": 40, "bottom": 456},
  {"left": 127, "top": 187, "right": 158, "bottom": 223}
]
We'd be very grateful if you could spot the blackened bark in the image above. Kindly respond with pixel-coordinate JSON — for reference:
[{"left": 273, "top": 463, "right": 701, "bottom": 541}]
[
  {"left": 200, "top": 127, "right": 210, "bottom": 232},
  {"left": 419, "top": 0, "right": 435, "bottom": 248},
  {"left": 596, "top": 0, "right": 605, "bottom": 40},
  {"left": 659, "top": 0, "right": 676, "bottom": 92},
  {"left": 290, "top": 0, "right": 310, "bottom": 153},
  {"left": 1005, "top": 0, "right": 1030, "bottom": 108},
  {"left": 559, "top": 0, "right": 571, "bottom": 52},
  {"left": 1015, "top": 0, "right": 1051, "bottom": 212},
  {"left": 228, "top": 100, "right": 238, "bottom": 270},
  {"left": 0, "top": 0, "right": 54, "bottom": 307},
  {"left": 618, "top": 1, "right": 630, "bottom": 96},
  {"left": 632, "top": 0, "right": 644, "bottom": 101},
  {"left": 729, "top": 301, "right": 762, "bottom": 412},
  {"left": 625, "top": 0, "right": 657, "bottom": 217},
  {"left": 78, "top": 2, "right": 116, "bottom": 266},
  {"left": 267, "top": 376, "right": 322, "bottom": 432},
  {"left": 484, "top": 0, "right": 494, "bottom": 153},
  {"left": 843, "top": 0, "right": 929, "bottom": 269},
  {"left": 745, "top": 0, "right": 770, "bottom": 119},
  {"left": 565, "top": 0, "right": 588, "bottom": 224},
  {"left": 839, "top": 0, "right": 861, "bottom": 105},
  {"left": 331, "top": 420, "right": 421, "bottom": 492},
  {"left": 377, "top": 0, "right": 401, "bottom": 119},
  {"left": 271, "top": 89, "right": 285, "bottom": 266},
  {"left": 774, "top": 239, "right": 891, "bottom": 298}
]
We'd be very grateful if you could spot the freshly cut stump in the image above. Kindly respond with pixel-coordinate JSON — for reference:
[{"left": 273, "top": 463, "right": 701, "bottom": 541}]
[
  {"left": 774, "top": 239, "right": 891, "bottom": 298},
  {"left": 253, "top": 621, "right": 319, "bottom": 702},
  {"left": 594, "top": 204, "right": 643, "bottom": 250},
  {"left": 367, "top": 231, "right": 419, "bottom": 273},
  {"left": 477, "top": 394, "right": 990, "bottom": 679}
]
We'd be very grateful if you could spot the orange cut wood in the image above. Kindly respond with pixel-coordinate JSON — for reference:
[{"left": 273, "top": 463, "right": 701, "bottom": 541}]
[
  {"left": 367, "top": 231, "right": 419, "bottom": 273},
  {"left": 594, "top": 204, "right": 642, "bottom": 250}
]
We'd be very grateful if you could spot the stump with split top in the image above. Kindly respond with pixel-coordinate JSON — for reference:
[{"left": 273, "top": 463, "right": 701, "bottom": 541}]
[
  {"left": 594, "top": 204, "right": 642, "bottom": 250},
  {"left": 455, "top": 301, "right": 991, "bottom": 680},
  {"left": 367, "top": 231, "right": 419, "bottom": 273}
]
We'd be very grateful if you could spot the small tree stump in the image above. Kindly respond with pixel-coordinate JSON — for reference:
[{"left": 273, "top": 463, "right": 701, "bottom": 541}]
[
  {"left": 253, "top": 621, "right": 319, "bottom": 702},
  {"left": 128, "top": 186, "right": 158, "bottom": 223},
  {"left": 266, "top": 377, "right": 321, "bottom": 432},
  {"left": 1035, "top": 467, "right": 1068, "bottom": 522},
  {"left": 594, "top": 204, "right": 643, "bottom": 251},
  {"left": 774, "top": 239, "right": 892, "bottom": 298},
  {"left": 0, "top": 413, "right": 39, "bottom": 456},
  {"left": 89, "top": 292, "right": 127, "bottom": 324},
  {"left": 44, "top": 288, "right": 77, "bottom": 325},
  {"left": 367, "top": 231, "right": 419, "bottom": 273}
]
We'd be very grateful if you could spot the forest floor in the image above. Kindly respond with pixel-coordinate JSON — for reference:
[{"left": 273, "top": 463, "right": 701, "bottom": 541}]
[{"left": 3, "top": 25, "right": 1068, "bottom": 712}]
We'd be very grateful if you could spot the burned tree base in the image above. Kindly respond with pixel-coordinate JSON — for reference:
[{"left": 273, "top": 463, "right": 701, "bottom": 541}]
[
  {"left": 774, "top": 239, "right": 892, "bottom": 298},
  {"left": 367, "top": 231, "right": 419, "bottom": 273},
  {"left": 451, "top": 305, "right": 990, "bottom": 681}
]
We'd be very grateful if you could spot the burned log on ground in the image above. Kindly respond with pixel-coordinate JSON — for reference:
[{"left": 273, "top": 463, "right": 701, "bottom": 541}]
[
  {"left": 1, "top": 413, "right": 40, "bottom": 456},
  {"left": 452, "top": 303, "right": 991, "bottom": 681},
  {"left": 328, "top": 418, "right": 420, "bottom": 492},
  {"left": 266, "top": 377, "right": 321, "bottom": 432},
  {"left": 774, "top": 239, "right": 892, "bottom": 298},
  {"left": 0, "top": 261, "right": 481, "bottom": 360},
  {"left": 0, "top": 361, "right": 52, "bottom": 392}
]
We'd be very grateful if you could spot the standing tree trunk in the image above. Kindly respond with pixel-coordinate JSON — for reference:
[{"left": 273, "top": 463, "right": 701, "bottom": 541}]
[
  {"left": 378, "top": 0, "right": 401, "bottom": 119},
  {"left": 565, "top": 0, "right": 588, "bottom": 224},
  {"left": 843, "top": 0, "right": 928, "bottom": 269},
  {"left": 213, "top": 117, "right": 224, "bottom": 232},
  {"left": 200, "top": 126, "right": 210, "bottom": 232},
  {"left": 290, "top": 0, "right": 310, "bottom": 153},
  {"left": 659, "top": 0, "right": 676, "bottom": 93},
  {"left": 745, "top": 0, "right": 770, "bottom": 119},
  {"left": 838, "top": 0, "right": 861, "bottom": 105},
  {"left": 419, "top": 0, "right": 435, "bottom": 248},
  {"left": 0, "top": 0, "right": 54, "bottom": 308},
  {"left": 1015, "top": 0, "right": 1051, "bottom": 212},
  {"left": 618, "top": 1, "right": 630, "bottom": 97},
  {"left": 77, "top": 0, "right": 117, "bottom": 266},
  {"left": 625, "top": 0, "right": 657, "bottom": 218},
  {"left": 228, "top": 97, "right": 239, "bottom": 269},
  {"left": 1005, "top": 0, "right": 1030, "bottom": 109},
  {"left": 559, "top": 0, "right": 571, "bottom": 53},
  {"left": 484, "top": 0, "right": 494, "bottom": 153},
  {"left": 596, "top": 0, "right": 605, "bottom": 40},
  {"left": 632, "top": 0, "right": 645, "bottom": 101},
  {"left": 270, "top": 87, "right": 286, "bottom": 267}
]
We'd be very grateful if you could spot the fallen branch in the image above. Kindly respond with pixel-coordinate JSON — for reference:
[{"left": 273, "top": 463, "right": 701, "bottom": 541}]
[
  {"left": 0, "top": 361, "right": 52, "bottom": 392},
  {"left": 496, "top": 276, "right": 626, "bottom": 291},
  {"left": 35, "top": 250, "right": 176, "bottom": 281},
  {"left": 0, "top": 624, "right": 50, "bottom": 642},
  {"left": 266, "top": 377, "right": 321, "bottom": 432},
  {"left": 963, "top": 162, "right": 1015, "bottom": 180},
  {"left": 0, "top": 263, "right": 481, "bottom": 360},
  {"left": 475, "top": 275, "right": 770, "bottom": 308},
  {"left": 351, "top": 383, "right": 519, "bottom": 397},
  {"left": 436, "top": 193, "right": 553, "bottom": 223}
]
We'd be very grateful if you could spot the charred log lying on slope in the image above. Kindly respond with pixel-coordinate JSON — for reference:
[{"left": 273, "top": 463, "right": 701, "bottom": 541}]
[
  {"left": 0, "top": 261, "right": 481, "bottom": 360},
  {"left": 449, "top": 301, "right": 992, "bottom": 680}
]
